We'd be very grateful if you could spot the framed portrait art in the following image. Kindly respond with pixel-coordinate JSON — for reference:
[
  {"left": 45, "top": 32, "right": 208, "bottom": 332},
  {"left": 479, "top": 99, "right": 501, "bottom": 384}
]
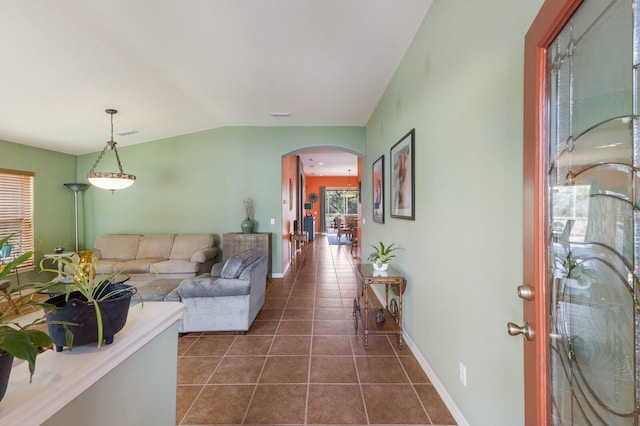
[
  {"left": 390, "top": 129, "right": 415, "bottom": 220},
  {"left": 372, "top": 155, "right": 384, "bottom": 223}
]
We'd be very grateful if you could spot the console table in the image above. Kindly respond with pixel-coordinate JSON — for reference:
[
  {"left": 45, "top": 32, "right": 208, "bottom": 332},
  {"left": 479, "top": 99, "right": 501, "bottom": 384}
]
[
  {"left": 353, "top": 264, "right": 406, "bottom": 350},
  {"left": 290, "top": 232, "right": 308, "bottom": 264}
]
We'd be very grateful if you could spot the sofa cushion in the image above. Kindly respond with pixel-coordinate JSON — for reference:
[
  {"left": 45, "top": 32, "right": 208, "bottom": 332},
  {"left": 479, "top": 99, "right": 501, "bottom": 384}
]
[
  {"left": 114, "top": 259, "right": 165, "bottom": 274},
  {"left": 221, "top": 249, "right": 261, "bottom": 279},
  {"left": 170, "top": 234, "right": 214, "bottom": 260},
  {"left": 134, "top": 279, "right": 182, "bottom": 303},
  {"left": 152, "top": 259, "right": 201, "bottom": 274},
  {"left": 93, "top": 260, "right": 118, "bottom": 274},
  {"left": 136, "top": 235, "right": 174, "bottom": 259},
  {"left": 211, "top": 263, "right": 224, "bottom": 278},
  {"left": 94, "top": 235, "right": 141, "bottom": 260}
]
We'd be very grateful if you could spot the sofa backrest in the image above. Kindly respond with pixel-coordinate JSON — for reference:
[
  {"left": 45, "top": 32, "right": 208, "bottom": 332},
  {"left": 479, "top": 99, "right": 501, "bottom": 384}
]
[
  {"left": 136, "top": 234, "right": 174, "bottom": 259},
  {"left": 94, "top": 235, "right": 141, "bottom": 260},
  {"left": 170, "top": 234, "right": 214, "bottom": 260}
]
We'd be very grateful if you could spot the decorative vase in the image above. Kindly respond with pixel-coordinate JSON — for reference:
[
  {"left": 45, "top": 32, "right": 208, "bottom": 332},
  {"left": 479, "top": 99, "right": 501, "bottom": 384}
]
[
  {"left": 44, "top": 283, "right": 137, "bottom": 352},
  {"left": 74, "top": 250, "right": 95, "bottom": 283},
  {"left": 241, "top": 219, "right": 254, "bottom": 233},
  {"left": 0, "top": 352, "right": 14, "bottom": 401},
  {"left": 373, "top": 262, "right": 388, "bottom": 271}
]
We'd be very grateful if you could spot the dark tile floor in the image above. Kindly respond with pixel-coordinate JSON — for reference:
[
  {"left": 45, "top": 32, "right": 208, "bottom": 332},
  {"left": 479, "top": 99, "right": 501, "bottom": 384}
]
[{"left": 176, "top": 233, "right": 456, "bottom": 425}]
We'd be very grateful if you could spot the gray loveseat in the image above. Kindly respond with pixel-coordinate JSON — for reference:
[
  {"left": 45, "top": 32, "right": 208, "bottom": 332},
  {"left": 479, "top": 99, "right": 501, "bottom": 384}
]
[{"left": 163, "top": 249, "right": 268, "bottom": 333}]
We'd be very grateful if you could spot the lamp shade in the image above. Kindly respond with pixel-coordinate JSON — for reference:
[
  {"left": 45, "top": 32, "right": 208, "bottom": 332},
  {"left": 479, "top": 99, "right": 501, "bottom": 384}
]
[
  {"left": 304, "top": 203, "right": 312, "bottom": 210},
  {"left": 88, "top": 172, "right": 136, "bottom": 191}
]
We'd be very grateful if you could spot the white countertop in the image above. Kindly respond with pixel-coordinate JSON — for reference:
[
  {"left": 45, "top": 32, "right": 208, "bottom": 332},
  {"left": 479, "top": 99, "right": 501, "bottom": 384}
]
[{"left": 0, "top": 302, "right": 182, "bottom": 425}]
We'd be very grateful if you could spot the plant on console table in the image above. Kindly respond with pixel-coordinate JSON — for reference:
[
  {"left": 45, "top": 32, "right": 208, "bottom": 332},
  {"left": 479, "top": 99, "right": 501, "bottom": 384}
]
[
  {"left": 0, "top": 234, "right": 55, "bottom": 400},
  {"left": 367, "top": 241, "right": 400, "bottom": 271},
  {"left": 556, "top": 250, "right": 597, "bottom": 290},
  {"left": 241, "top": 198, "right": 255, "bottom": 233},
  {"left": 39, "top": 254, "right": 139, "bottom": 352}
]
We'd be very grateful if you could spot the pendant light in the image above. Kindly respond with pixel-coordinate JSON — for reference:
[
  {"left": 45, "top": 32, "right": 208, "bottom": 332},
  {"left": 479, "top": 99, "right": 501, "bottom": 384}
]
[
  {"left": 346, "top": 169, "right": 356, "bottom": 197},
  {"left": 87, "top": 109, "right": 136, "bottom": 193}
]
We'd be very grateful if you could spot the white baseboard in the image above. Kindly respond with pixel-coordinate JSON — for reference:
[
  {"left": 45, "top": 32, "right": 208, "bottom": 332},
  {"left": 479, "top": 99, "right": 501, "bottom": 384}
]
[{"left": 370, "top": 287, "right": 468, "bottom": 426}]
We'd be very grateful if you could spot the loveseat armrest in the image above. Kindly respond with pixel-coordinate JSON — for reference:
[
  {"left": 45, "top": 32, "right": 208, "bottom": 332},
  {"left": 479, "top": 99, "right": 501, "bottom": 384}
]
[
  {"left": 191, "top": 247, "right": 219, "bottom": 264},
  {"left": 178, "top": 277, "right": 250, "bottom": 298}
]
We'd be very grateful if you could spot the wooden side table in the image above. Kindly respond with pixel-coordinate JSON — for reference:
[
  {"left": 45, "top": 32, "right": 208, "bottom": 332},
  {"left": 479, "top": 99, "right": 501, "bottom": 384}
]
[
  {"left": 290, "top": 232, "right": 308, "bottom": 264},
  {"left": 354, "top": 263, "right": 406, "bottom": 350}
]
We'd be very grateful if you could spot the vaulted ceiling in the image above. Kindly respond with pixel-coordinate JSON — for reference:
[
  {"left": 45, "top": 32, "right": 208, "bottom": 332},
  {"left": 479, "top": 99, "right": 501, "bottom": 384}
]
[{"left": 1, "top": 1, "right": 432, "bottom": 174}]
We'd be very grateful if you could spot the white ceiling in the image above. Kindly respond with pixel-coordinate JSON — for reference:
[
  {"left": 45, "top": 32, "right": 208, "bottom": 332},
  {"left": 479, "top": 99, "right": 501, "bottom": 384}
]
[
  {"left": 298, "top": 149, "right": 359, "bottom": 177},
  {"left": 0, "top": 1, "right": 432, "bottom": 175}
]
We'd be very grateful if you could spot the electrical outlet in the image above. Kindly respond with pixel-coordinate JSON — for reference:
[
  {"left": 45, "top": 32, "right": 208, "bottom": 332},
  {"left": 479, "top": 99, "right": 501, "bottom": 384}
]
[
  {"left": 270, "top": 218, "right": 275, "bottom": 225},
  {"left": 458, "top": 362, "right": 467, "bottom": 387}
]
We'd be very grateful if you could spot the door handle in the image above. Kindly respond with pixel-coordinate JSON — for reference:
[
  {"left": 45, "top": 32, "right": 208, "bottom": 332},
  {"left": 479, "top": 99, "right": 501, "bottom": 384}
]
[
  {"left": 517, "top": 284, "right": 533, "bottom": 300},
  {"left": 507, "top": 321, "right": 533, "bottom": 340}
]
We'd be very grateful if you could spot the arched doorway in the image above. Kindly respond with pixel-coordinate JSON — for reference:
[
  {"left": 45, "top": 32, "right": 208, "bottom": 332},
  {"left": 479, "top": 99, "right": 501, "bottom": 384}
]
[{"left": 281, "top": 147, "right": 361, "bottom": 272}]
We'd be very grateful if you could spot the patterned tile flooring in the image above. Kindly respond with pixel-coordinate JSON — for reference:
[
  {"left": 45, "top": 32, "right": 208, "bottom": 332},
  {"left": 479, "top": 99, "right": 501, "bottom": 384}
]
[{"left": 176, "top": 234, "right": 456, "bottom": 425}]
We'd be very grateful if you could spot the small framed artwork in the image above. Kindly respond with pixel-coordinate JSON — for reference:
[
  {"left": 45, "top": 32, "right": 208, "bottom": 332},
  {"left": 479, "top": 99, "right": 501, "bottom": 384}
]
[
  {"left": 372, "top": 155, "right": 384, "bottom": 223},
  {"left": 390, "top": 129, "right": 415, "bottom": 220}
]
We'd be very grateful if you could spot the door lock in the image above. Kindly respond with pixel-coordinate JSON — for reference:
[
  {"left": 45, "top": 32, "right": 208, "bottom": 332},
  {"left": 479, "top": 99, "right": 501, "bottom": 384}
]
[
  {"left": 507, "top": 321, "right": 533, "bottom": 340},
  {"left": 517, "top": 284, "right": 533, "bottom": 300}
]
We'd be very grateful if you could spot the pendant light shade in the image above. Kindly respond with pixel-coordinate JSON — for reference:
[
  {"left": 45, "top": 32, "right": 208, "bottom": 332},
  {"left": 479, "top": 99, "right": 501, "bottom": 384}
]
[{"left": 87, "top": 109, "right": 136, "bottom": 193}]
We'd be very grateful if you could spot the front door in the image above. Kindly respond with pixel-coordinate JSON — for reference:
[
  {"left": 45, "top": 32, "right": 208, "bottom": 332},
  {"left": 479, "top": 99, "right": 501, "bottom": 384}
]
[{"left": 523, "top": 0, "right": 639, "bottom": 424}]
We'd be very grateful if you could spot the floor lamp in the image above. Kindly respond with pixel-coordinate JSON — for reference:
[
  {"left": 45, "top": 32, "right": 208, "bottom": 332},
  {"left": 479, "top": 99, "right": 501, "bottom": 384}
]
[{"left": 64, "top": 183, "right": 89, "bottom": 252}]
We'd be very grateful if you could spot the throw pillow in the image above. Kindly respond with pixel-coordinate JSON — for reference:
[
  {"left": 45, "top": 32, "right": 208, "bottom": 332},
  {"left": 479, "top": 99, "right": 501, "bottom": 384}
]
[{"left": 221, "top": 249, "right": 261, "bottom": 279}]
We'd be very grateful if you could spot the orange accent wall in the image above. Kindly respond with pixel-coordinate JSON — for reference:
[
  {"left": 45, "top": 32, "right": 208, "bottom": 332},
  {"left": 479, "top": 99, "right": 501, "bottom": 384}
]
[{"left": 305, "top": 173, "right": 361, "bottom": 233}]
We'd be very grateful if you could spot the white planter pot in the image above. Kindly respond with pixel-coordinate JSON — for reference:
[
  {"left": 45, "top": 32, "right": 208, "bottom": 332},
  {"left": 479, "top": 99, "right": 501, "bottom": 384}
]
[
  {"left": 562, "top": 277, "right": 591, "bottom": 290},
  {"left": 373, "top": 263, "right": 388, "bottom": 271}
]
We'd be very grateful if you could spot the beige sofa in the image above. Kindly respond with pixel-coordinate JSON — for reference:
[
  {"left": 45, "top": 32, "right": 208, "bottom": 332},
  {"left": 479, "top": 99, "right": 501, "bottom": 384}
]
[{"left": 74, "top": 234, "right": 219, "bottom": 285}]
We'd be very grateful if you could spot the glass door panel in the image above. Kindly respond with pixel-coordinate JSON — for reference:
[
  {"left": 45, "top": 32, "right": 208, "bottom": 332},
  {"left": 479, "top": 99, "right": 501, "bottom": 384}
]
[{"left": 547, "top": 0, "right": 639, "bottom": 423}]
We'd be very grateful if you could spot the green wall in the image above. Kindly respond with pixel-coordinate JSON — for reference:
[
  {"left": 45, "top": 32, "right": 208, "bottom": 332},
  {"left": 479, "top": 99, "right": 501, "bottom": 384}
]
[
  {"left": 362, "top": 1, "right": 543, "bottom": 424},
  {"left": 0, "top": 140, "right": 77, "bottom": 283},
  {"left": 76, "top": 126, "right": 365, "bottom": 273}
]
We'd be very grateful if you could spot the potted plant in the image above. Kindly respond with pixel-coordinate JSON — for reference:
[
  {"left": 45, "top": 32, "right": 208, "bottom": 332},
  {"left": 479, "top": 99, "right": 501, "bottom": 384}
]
[
  {"left": 367, "top": 241, "right": 400, "bottom": 271},
  {"left": 0, "top": 234, "right": 54, "bottom": 399},
  {"left": 557, "top": 250, "right": 597, "bottom": 290},
  {"left": 39, "top": 254, "right": 138, "bottom": 352}
]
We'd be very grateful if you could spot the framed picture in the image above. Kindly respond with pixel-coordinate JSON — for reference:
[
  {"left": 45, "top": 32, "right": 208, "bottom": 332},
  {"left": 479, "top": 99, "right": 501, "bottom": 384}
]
[
  {"left": 390, "top": 129, "right": 415, "bottom": 220},
  {"left": 372, "top": 155, "right": 384, "bottom": 223}
]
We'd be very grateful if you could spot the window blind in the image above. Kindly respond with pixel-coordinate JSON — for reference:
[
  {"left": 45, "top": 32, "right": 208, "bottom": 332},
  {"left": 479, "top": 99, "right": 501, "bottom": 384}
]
[{"left": 0, "top": 168, "right": 35, "bottom": 271}]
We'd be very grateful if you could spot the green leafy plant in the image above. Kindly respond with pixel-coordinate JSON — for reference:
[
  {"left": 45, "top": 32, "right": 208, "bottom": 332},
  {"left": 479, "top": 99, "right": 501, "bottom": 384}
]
[
  {"left": 0, "top": 234, "right": 54, "bottom": 382},
  {"left": 39, "top": 254, "right": 139, "bottom": 350},
  {"left": 557, "top": 250, "right": 597, "bottom": 286},
  {"left": 367, "top": 242, "right": 400, "bottom": 268}
]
